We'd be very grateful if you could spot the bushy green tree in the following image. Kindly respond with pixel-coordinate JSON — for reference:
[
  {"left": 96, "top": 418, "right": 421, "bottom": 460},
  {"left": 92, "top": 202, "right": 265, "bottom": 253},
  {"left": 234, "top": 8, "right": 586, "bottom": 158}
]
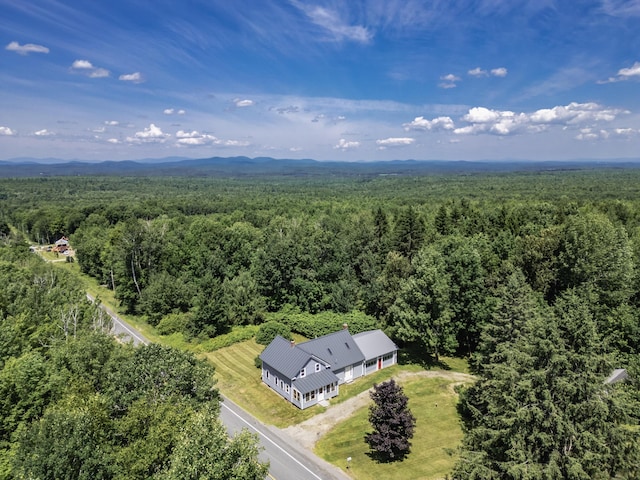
[
  {"left": 160, "top": 406, "right": 268, "bottom": 480},
  {"left": 365, "top": 379, "right": 416, "bottom": 462},
  {"left": 391, "top": 247, "right": 455, "bottom": 361},
  {"left": 255, "top": 320, "right": 291, "bottom": 345}
]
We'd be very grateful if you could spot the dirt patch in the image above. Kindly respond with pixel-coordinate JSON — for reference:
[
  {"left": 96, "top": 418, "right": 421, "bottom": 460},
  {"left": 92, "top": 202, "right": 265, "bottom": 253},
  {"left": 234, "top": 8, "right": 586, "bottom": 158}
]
[{"left": 283, "top": 370, "right": 475, "bottom": 450}]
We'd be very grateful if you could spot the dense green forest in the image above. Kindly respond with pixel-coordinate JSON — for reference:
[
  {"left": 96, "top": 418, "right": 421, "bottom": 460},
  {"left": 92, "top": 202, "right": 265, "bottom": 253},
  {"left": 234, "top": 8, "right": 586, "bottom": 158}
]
[
  {"left": 0, "top": 237, "right": 267, "bottom": 478},
  {"left": 1, "top": 169, "right": 639, "bottom": 478}
]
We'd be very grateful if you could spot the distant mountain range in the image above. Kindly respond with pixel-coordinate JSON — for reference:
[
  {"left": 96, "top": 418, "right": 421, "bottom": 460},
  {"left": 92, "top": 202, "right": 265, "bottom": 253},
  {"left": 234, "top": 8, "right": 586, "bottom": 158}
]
[{"left": 1, "top": 156, "right": 639, "bottom": 178}]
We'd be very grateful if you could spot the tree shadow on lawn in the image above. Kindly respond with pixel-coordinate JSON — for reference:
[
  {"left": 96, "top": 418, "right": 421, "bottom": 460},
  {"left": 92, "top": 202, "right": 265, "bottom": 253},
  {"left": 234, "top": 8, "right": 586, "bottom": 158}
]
[
  {"left": 364, "top": 447, "right": 411, "bottom": 464},
  {"left": 397, "top": 341, "right": 460, "bottom": 371}
]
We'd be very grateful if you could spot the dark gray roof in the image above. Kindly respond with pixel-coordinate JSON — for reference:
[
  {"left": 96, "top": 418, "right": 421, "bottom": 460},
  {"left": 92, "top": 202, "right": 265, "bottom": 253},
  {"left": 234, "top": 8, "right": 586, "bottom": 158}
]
[
  {"left": 298, "top": 329, "right": 365, "bottom": 370},
  {"left": 260, "top": 336, "right": 312, "bottom": 378},
  {"left": 352, "top": 329, "right": 398, "bottom": 361},
  {"left": 293, "top": 369, "right": 339, "bottom": 395}
]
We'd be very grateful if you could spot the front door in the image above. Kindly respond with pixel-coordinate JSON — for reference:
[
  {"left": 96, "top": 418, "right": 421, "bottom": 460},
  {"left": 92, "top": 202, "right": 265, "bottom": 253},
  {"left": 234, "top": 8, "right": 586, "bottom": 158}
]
[
  {"left": 345, "top": 365, "right": 353, "bottom": 381},
  {"left": 317, "top": 387, "right": 324, "bottom": 401}
]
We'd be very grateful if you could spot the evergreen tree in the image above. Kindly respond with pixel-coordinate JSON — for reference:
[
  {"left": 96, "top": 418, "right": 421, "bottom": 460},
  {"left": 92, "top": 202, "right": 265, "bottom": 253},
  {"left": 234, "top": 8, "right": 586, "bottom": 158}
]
[
  {"left": 391, "top": 247, "right": 455, "bottom": 362},
  {"left": 365, "top": 379, "right": 416, "bottom": 462},
  {"left": 392, "top": 206, "right": 425, "bottom": 261},
  {"left": 454, "top": 290, "right": 639, "bottom": 479}
]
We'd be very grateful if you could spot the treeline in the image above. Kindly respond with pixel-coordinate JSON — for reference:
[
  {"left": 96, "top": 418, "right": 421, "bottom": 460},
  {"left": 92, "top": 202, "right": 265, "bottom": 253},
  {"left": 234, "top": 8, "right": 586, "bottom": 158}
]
[
  {"left": 2, "top": 173, "right": 640, "bottom": 360},
  {"left": 0, "top": 237, "right": 267, "bottom": 480}
]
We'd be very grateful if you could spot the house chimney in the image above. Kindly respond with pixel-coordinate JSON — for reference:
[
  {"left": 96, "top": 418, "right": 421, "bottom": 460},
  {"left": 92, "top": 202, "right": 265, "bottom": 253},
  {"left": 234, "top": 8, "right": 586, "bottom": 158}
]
[
  {"left": 342, "top": 323, "right": 348, "bottom": 330},
  {"left": 290, "top": 339, "right": 295, "bottom": 348}
]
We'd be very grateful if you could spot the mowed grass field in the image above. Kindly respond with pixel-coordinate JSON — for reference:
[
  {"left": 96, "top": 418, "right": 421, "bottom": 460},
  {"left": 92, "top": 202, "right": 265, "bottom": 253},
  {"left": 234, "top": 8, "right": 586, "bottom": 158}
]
[{"left": 315, "top": 376, "right": 466, "bottom": 480}]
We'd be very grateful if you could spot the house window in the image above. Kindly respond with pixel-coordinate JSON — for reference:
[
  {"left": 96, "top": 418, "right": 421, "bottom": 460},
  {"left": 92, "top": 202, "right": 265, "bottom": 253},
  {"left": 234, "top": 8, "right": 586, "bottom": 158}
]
[
  {"left": 365, "top": 359, "right": 376, "bottom": 368},
  {"left": 383, "top": 353, "right": 393, "bottom": 362},
  {"left": 328, "top": 382, "right": 335, "bottom": 392},
  {"left": 293, "top": 390, "right": 300, "bottom": 401},
  {"left": 315, "top": 363, "right": 321, "bottom": 372},
  {"left": 310, "top": 389, "right": 316, "bottom": 400},
  {"left": 265, "top": 370, "right": 270, "bottom": 379},
  {"left": 300, "top": 368, "right": 306, "bottom": 378},
  {"left": 286, "top": 384, "right": 290, "bottom": 393},
  {"left": 304, "top": 392, "right": 310, "bottom": 402}
]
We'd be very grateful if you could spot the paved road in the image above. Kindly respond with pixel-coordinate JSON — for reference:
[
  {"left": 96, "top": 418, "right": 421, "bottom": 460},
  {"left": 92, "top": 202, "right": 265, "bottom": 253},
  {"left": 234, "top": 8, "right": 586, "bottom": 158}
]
[
  {"left": 86, "top": 294, "right": 149, "bottom": 346},
  {"left": 87, "top": 295, "right": 349, "bottom": 480},
  {"left": 220, "top": 396, "right": 350, "bottom": 480}
]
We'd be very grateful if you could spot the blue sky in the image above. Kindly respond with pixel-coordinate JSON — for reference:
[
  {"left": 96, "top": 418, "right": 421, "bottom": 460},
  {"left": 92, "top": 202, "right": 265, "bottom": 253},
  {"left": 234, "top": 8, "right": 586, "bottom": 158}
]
[{"left": 1, "top": 0, "right": 639, "bottom": 162}]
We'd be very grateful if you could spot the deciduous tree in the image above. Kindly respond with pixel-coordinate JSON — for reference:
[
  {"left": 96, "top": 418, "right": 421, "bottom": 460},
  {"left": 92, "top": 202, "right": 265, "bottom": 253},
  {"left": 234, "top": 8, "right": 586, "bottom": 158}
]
[{"left": 365, "top": 379, "right": 416, "bottom": 462}]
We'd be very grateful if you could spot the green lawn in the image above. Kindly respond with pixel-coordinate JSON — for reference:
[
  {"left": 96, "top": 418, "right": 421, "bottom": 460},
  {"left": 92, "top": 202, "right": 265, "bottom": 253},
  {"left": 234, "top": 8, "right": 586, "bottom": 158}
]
[{"left": 315, "top": 376, "right": 467, "bottom": 480}]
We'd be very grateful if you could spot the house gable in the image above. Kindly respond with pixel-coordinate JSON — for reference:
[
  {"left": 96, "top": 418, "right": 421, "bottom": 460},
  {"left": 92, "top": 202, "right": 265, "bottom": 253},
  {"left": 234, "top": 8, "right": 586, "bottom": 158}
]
[{"left": 260, "top": 336, "right": 310, "bottom": 379}]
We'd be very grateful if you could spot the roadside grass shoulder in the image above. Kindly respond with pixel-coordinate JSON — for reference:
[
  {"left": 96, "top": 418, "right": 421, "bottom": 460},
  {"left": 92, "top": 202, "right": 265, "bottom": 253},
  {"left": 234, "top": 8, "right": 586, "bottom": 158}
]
[
  {"left": 315, "top": 376, "right": 467, "bottom": 480},
  {"left": 202, "top": 339, "right": 326, "bottom": 427}
]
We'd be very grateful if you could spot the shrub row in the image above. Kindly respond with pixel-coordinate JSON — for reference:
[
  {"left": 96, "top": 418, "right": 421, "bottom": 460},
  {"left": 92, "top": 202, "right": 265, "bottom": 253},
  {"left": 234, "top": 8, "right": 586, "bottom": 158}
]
[{"left": 265, "top": 307, "right": 378, "bottom": 339}]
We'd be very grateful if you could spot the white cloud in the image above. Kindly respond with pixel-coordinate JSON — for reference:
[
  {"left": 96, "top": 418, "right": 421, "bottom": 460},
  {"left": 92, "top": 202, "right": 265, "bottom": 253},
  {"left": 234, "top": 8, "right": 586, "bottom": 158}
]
[
  {"left": 89, "top": 68, "right": 110, "bottom": 78},
  {"left": 174, "top": 130, "right": 248, "bottom": 147},
  {"left": 119, "top": 72, "right": 144, "bottom": 83},
  {"left": 491, "top": 67, "right": 508, "bottom": 77},
  {"left": 618, "top": 62, "right": 640, "bottom": 78},
  {"left": 104, "top": 120, "right": 120, "bottom": 126},
  {"left": 177, "top": 109, "right": 186, "bottom": 115},
  {"left": 92, "top": 126, "right": 106, "bottom": 133},
  {"left": 107, "top": 138, "right": 120, "bottom": 144},
  {"left": 126, "top": 124, "right": 170, "bottom": 143},
  {"left": 164, "top": 109, "right": 175, "bottom": 115},
  {"left": 599, "top": 61, "right": 640, "bottom": 83},
  {"left": 235, "top": 99, "right": 254, "bottom": 107},
  {"left": 529, "top": 102, "right": 625, "bottom": 124},
  {"left": 613, "top": 128, "right": 636, "bottom": 136},
  {"left": 34, "top": 129, "right": 54, "bottom": 136},
  {"left": 294, "top": 2, "right": 372, "bottom": 44},
  {"left": 439, "top": 73, "right": 461, "bottom": 88},
  {"left": 463, "top": 107, "right": 502, "bottom": 123},
  {"left": 334, "top": 138, "right": 360, "bottom": 150},
  {"left": 454, "top": 102, "right": 628, "bottom": 137},
  {"left": 222, "top": 139, "right": 250, "bottom": 147},
  {"left": 376, "top": 137, "right": 415, "bottom": 149},
  {"left": 6, "top": 41, "right": 49, "bottom": 55},
  {"left": 468, "top": 67, "right": 488, "bottom": 77},
  {"left": 403, "top": 116, "right": 455, "bottom": 131},
  {"left": 71, "top": 59, "right": 110, "bottom": 78},
  {"left": 0, "top": 126, "right": 16, "bottom": 136},
  {"left": 72, "top": 59, "right": 94, "bottom": 69}
]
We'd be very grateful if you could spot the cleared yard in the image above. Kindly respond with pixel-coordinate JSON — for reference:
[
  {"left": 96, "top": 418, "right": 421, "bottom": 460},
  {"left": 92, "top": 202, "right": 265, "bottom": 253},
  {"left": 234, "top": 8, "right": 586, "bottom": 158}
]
[
  {"left": 315, "top": 376, "right": 467, "bottom": 480},
  {"left": 205, "top": 338, "right": 472, "bottom": 479}
]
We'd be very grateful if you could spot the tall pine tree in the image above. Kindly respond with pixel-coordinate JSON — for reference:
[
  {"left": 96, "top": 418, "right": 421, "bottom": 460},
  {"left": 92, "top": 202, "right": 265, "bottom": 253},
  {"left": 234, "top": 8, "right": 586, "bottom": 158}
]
[{"left": 454, "top": 288, "right": 639, "bottom": 479}]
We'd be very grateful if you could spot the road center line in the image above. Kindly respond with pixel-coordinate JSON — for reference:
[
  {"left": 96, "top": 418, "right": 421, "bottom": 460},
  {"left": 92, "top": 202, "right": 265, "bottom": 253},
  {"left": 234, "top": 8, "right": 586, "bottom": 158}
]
[{"left": 221, "top": 401, "right": 323, "bottom": 480}]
